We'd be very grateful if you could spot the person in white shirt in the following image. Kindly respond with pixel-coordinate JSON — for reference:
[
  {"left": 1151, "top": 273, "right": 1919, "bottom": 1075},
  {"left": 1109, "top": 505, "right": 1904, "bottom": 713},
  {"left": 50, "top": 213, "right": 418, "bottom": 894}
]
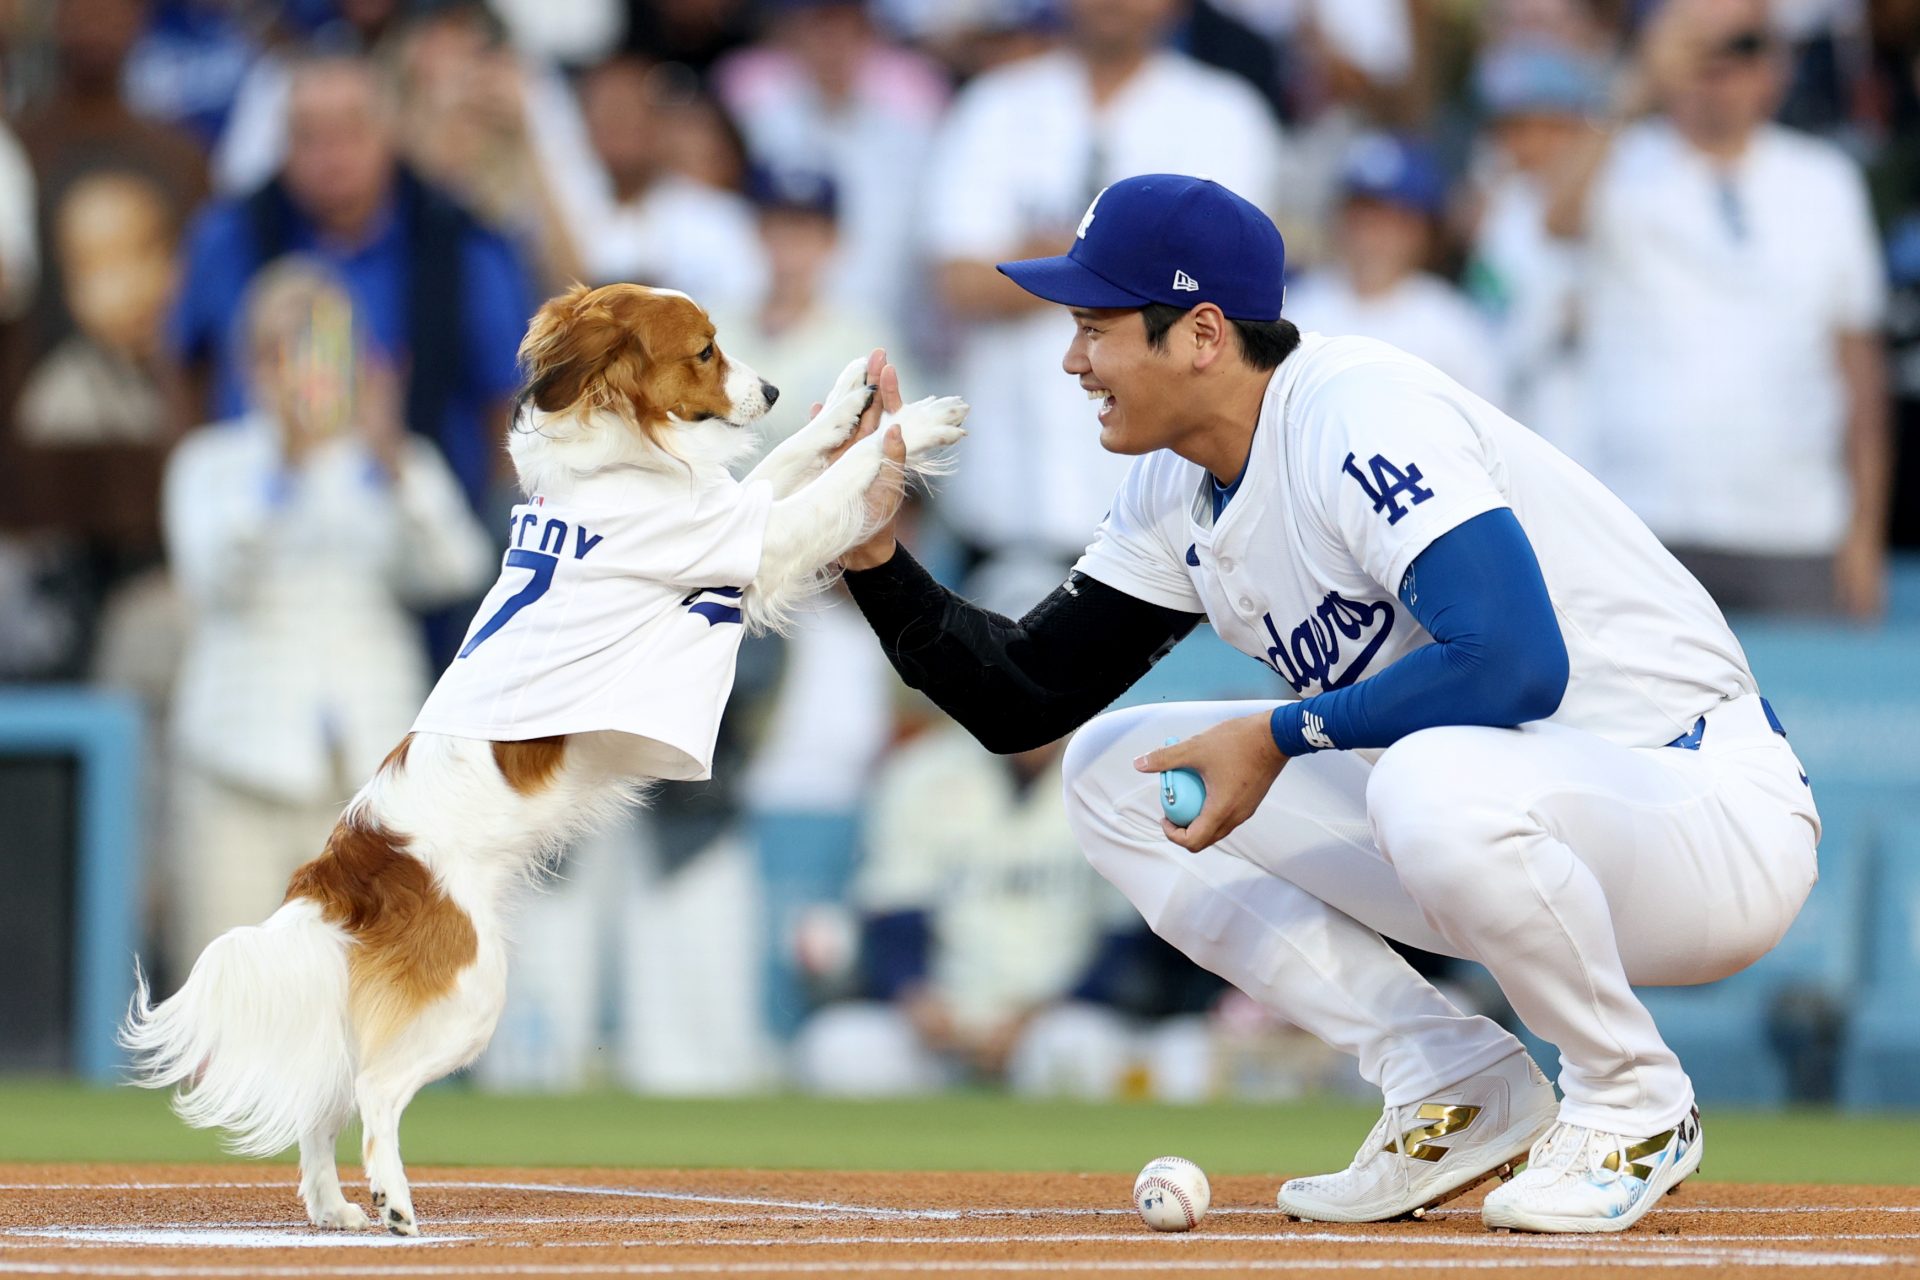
[
  {"left": 1464, "top": 39, "right": 1608, "bottom": 460},
  {"left": 550, "top": 56, "right": 766, "bottom": 307},
  {"left": 922, "top": 0, "right": 1286, "bottom": 564},
  {"left": 712, "top": 0, "right": 949, "bottom": 332},
  {"left": 163, "top": 257, "right": 494, "bottom": 981},
  {"left": 837, "top": 174, "right": 1816, "bottom": 1235},
  {"left": 1547, "top": 0, "right": 1891, "bottom": 617},
  {"left": 1285, "top": 133, "right": 1505, "bottom": 405}
]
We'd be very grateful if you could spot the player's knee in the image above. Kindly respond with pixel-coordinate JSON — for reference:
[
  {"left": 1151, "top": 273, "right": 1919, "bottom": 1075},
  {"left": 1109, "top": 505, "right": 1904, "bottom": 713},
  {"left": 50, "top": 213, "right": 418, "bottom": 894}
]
[{"left": 1062, "top": 705, "right": 1158, "bottom": 817}]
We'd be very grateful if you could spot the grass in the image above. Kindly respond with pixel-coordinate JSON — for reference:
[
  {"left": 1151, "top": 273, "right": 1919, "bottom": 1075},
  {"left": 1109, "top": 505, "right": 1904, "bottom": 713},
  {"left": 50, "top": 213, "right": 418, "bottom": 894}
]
[{"left": 2, "top": 1080, "right": 1916, "bottom": 1184}]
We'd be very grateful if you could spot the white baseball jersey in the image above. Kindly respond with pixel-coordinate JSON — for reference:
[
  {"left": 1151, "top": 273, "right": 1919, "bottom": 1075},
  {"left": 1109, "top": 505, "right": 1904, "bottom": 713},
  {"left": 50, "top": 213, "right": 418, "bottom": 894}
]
[
  {"left": 412, "top": 466, "right": 773, "bottom": 781},
  {"left": 1075, "top": 333, "right": 1755, "bottom": 749}
]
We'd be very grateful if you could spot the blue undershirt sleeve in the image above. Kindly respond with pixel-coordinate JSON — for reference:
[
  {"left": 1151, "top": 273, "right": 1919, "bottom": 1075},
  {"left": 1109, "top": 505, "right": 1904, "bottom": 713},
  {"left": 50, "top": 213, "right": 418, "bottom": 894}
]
[{"left": 1269, "top": 508, "right": 1569, "bottom": 756}]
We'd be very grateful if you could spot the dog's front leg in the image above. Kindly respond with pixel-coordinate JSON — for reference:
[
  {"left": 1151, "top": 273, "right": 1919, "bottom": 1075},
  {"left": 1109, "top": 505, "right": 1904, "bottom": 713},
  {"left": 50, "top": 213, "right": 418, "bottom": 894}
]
[
  {"left": 745, "top": 395, "right": 969, "bottom": 630},
  {"left": 742, "top": 357, "right": 873, "bottom": 498},
  {"left": 756, "top": 434, "right": 890, "bottom": 590}
]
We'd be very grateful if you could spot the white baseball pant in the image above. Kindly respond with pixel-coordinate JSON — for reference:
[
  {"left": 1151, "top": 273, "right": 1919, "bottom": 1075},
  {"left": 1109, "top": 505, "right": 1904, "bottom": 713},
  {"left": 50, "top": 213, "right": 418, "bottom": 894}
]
[{"left": 1062, "top": 693, "right": 1819, "bottom": 1133}]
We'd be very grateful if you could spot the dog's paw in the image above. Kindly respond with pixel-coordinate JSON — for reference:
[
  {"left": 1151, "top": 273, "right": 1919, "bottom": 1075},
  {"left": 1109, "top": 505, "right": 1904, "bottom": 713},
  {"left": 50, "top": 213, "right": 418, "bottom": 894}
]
[
  {"left": 381, "top": 1201, "right": 419, "bottom": 1237},
  {"left": 308, "top": 1201, "right": 372, "bottom": 1231},
  {"left": 886, "top": 396, "right": 969, "bottom": 463},
  {"left": 809, "top": 379, "right": 876, "bottom": 448},
  {"left": 823, "top": 355, "right": 870, "bottom": 410}
]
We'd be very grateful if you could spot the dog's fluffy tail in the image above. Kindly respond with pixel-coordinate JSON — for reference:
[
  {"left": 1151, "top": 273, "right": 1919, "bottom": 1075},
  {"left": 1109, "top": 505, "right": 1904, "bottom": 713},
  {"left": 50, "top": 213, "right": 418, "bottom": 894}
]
[{"left": 120, "top": 898, "right": 355, "bottom": 1157}]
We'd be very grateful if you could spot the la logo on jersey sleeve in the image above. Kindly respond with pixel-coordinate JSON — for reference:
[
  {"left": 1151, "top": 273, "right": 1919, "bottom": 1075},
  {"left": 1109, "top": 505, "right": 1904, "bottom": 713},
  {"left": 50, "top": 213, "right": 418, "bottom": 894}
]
[{"left": 1342, "top": 451, "right": 1435, "bottom": 526}]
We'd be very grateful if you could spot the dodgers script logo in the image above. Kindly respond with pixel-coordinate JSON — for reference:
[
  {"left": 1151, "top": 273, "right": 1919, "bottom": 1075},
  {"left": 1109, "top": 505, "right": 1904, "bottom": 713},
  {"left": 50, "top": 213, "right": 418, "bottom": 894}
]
[{"left": 1259, "top": 592, "right": 1394, "bottom": 694}]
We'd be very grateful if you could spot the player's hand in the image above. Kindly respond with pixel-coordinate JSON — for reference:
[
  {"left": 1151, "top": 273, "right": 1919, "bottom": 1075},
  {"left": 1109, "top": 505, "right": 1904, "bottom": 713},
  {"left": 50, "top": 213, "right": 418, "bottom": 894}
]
[
  {"left": 838, "top": 351, "right": 910, "bottom": 571},
  {"left": 1135, "top": 712, "right": 1289, "bottom": 853}
]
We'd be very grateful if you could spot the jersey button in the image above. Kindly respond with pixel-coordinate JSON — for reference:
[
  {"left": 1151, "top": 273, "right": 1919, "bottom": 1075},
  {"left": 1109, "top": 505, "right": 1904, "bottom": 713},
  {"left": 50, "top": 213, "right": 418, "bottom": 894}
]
[
  {"left": 1238, "top": 596, "right": 1253, "bottom": 610},
  {"left": 1220, "top": 556, "right": 1236, "bottom": 572}
]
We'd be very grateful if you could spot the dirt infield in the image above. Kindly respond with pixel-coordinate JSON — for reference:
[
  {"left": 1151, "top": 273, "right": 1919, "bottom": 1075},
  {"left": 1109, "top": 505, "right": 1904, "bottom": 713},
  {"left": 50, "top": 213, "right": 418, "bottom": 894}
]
[{"left": 2, "top": 1164, "right": 1917, "bottom": 1278}]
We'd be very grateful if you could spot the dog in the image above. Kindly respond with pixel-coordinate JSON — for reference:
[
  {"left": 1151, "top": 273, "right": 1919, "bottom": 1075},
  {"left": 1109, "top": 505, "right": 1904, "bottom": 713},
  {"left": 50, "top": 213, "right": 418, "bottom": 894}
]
[{"left": 121, "top": 283, "right": 966, "bottom": 1235}]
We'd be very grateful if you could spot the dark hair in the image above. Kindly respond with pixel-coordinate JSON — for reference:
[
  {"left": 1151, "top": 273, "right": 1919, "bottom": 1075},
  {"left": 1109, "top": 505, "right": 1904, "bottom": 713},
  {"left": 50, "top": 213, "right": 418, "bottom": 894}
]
[{"left": 1139, "top": 303, "right": 1300, "bottom": 372}]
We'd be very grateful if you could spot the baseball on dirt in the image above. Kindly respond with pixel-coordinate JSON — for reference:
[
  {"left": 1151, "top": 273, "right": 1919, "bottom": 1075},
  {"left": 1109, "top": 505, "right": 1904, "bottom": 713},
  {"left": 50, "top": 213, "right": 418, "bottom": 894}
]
[{"left": 1133, "top": 1155, "right": 1210, "bottom": 1231}]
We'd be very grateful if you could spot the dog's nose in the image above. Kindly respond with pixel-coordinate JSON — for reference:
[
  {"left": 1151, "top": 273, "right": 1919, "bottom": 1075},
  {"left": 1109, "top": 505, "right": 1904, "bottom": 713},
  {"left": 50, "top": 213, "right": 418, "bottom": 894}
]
[{"left": 761, "top": 381, "right": 780, "bottom": 407}]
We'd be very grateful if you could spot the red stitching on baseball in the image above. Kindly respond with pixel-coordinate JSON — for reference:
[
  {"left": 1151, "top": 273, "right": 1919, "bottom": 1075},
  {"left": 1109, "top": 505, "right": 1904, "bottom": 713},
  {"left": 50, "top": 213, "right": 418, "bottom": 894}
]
[{"left": 1138, "top": 1175, "right": 1196, "bottom": 1227}]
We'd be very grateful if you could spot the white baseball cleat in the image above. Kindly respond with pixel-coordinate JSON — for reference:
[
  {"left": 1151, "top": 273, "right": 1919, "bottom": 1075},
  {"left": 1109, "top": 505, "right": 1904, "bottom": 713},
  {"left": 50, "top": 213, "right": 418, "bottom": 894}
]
[
  {"left": 1276, "top": 1050, "right": 1558, "bottom": 1223},
  {"left": 1480, "top": 1107, "right": 1702, "bottom": 1234}
]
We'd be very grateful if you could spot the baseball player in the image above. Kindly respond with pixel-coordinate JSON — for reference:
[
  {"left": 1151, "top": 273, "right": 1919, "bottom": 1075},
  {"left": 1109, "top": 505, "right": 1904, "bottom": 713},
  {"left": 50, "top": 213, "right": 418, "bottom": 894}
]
[{"left": 838, "top": 174, "right": 1819, "bottom": 1234}]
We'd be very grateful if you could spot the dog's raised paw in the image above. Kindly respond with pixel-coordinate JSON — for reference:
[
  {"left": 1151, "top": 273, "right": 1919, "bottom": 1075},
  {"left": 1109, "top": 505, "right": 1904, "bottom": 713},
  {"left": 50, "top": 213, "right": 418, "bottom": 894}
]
[
  {"left": 824, "top": 355, "right": 870, "bottom": 409},
  {"left": 897, "top": 395, "right": 969, "bottom": 429},
  {"left": 383, "top": 1204, "right": 419, "bottom": 1237},
  {"left": 813, "top": 382, "right": 875, "bottom": 444},
  {"left": 887, "top": 396, "right": 969, "bottom": 463}
]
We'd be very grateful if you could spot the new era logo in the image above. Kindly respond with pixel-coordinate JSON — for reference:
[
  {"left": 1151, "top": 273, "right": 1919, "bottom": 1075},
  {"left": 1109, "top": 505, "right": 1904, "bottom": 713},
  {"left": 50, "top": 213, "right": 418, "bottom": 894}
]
[{"left": 1172, "top": 270, "right": 1199, "bottom": 292}]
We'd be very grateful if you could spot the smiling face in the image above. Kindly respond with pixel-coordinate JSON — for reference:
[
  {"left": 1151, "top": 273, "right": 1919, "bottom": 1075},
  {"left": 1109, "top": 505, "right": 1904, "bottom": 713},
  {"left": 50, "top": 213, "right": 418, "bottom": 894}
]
[{"left": 1063, "top": 307, "right": 1192, "bottom": 456}]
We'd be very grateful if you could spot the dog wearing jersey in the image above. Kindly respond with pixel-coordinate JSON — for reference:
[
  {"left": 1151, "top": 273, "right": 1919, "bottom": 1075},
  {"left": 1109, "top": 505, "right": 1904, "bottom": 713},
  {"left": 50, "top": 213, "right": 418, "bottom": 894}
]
[{"left": 121, "top": 283, "right": 966, "bottom": 1235}]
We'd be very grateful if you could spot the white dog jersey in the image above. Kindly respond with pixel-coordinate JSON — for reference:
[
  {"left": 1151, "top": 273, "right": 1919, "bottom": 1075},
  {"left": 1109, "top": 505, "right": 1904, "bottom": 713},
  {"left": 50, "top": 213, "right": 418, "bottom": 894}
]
[
  {"left": 413, "top": 466, "right": 773, "bottom": 780},
  {"left": 1075, "top": 333, "right": 1756, "bottom": 749}
]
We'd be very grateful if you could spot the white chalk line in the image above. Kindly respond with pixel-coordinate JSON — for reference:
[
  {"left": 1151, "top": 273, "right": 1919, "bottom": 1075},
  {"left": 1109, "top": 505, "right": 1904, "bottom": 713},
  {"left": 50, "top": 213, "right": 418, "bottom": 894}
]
[
  {"left": 3, "top": 1177, "right": 1917, "bottom": 1275},
  {"left": 0, "top": 1256, "right": 1908, "bottom": 1275},
  {"left": 5, "top": 1219, "right": 1919, "bottom": 1272},
  {"left": 31, "top": 1214, "right": 1920, "bottom": 1242},
  {"left": 6, "top": 1182, "right": 1920, "bottom": 1222},
  {"left": 11, "top": 1221, "right": 1920, "bottom": 1252}
]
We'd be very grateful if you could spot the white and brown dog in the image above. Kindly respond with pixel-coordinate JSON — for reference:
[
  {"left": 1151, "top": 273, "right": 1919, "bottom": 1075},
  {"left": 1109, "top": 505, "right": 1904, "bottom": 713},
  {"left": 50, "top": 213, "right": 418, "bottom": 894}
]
[{"left": 123, "top": 283, "right": 965, "bottom": 1235}]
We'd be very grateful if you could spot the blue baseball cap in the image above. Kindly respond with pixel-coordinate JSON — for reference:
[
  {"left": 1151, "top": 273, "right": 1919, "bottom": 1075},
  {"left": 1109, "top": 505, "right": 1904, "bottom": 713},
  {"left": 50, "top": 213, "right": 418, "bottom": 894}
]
[
  {"left": 996, "top": 174, "right": 1286, "bottom": 322},
  {"left": 745, "top": 163, "right": 839, "bottom": 220},
  {"left": 1339, "top": 132, "right": 1448, "bottom": 219}
]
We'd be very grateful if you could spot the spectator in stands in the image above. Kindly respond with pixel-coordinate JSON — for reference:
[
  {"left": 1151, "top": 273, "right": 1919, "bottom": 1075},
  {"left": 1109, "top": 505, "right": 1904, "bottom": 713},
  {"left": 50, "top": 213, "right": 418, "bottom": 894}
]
[
  {"left": 13, "top": 0, "right": 211, "bottom": 229},
  {"left": 15, "top": 171, "right": 177, "bottom": 446},
  {"left": 1, "top": 0, "right": 208, "bottom": 665},
  {"left": 394, "top": 2, "right": 590, "bottom": 293},
  {"left": 121, "top": 0, "right": 261, "bottom": 149},
  {"left": 1548, "top": 0, "right": 1891, "bottom": 617},
  {"left": 713, "top": 0, "right": 949, "bottom": 330},
  {"left": 212, "top": 0, "right": 411, "bottom": 194},
  {"left": 716, "top": 166, "right": 906, "bottom": 465},
  {"left": 1464, "top": 40, "right": 1610, "bottom": 457},
  {"left": 161, "top": 258, "right": 492, "bottom": 981},
  {"left": 794, "top": 722, "right": 1140, "bottom": 1097},
  {"left": 549, "top": 56, "right": 765, "bottom": 307},
  {"left": 923, "top": 0, "right": 1286, "bottom": 567},
  {"left": 170, "top": 53, "right": 534, "bottom": 519},
  {"left": 1286, "top": 132, "right": 1505, "bottom": 403},
  {"left": 645, "top": 65, "right": 753, "bottom": 194}
]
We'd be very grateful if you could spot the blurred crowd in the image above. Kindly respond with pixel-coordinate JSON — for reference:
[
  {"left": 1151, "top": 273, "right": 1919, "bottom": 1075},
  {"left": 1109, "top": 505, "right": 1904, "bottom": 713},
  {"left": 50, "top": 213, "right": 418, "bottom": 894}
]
[{"left": 0, "top": 0, "right": 1916, "bottom": 1096}]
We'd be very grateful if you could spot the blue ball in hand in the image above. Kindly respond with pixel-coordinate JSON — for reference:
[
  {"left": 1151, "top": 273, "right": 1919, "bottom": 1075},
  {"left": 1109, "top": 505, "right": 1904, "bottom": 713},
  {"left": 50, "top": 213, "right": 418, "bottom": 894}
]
[{"left": 1159, "top": 736, "right": 1206, "bottom": 827}]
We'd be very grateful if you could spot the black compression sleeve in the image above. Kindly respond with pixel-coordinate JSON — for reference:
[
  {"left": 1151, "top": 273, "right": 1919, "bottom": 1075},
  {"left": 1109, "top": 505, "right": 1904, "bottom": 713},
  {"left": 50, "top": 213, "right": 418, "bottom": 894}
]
[{"left": 843, "top": 547, "right": 1202, "bottom": 753}]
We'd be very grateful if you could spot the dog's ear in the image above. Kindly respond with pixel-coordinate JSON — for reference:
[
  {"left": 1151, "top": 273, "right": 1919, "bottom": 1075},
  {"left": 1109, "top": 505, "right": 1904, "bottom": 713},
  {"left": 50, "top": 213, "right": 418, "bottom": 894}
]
[
  {"left": 593, "top": 287, "right": 666, "bottom": 436},
  {"left": 517, "top": 284, "right": 651, "bottom": 417}
]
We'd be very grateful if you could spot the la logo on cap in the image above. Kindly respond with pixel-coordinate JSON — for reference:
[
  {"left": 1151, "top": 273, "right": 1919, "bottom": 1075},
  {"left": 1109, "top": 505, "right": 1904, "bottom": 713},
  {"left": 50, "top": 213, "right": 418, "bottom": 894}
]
[
  {"left": 1172, "top": 270, "right": 1199, "bottom": 292},
  {"left": 1077, "top": 187, "right": 1107, "bottom": 240}
]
